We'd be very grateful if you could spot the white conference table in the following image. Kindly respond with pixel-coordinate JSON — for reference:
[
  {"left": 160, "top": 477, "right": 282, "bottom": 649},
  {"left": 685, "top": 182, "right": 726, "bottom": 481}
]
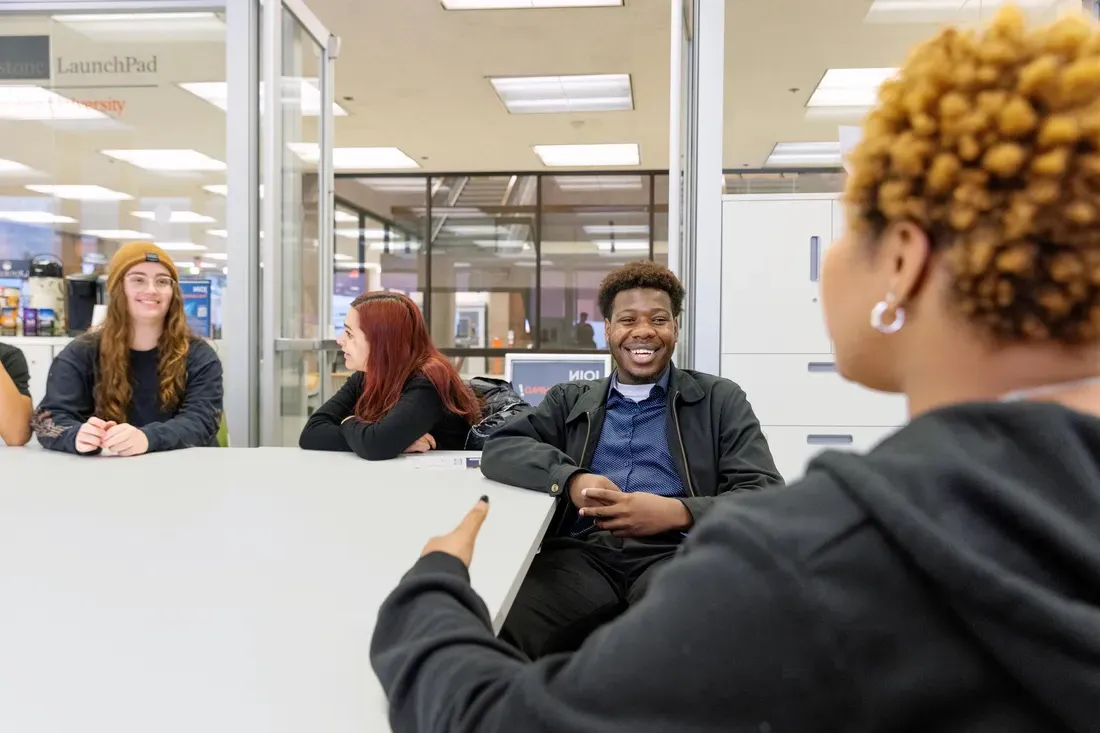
[{"left": 0, "top": 447, "right": 556, "bottom": 733}]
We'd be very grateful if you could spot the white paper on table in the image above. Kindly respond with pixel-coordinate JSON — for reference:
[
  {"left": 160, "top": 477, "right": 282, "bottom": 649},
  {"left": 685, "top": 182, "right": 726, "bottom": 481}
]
[
  {"left": 839, "top": 126, "right": 863, "bottom": 174},
  {"left": 399, "top": 454, "right": 481, "bottom": 470}
]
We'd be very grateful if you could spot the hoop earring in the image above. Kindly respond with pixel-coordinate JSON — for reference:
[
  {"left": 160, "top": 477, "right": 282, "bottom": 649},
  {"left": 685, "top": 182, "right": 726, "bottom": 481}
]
[{"left": 870, "top": 293, "right": 906, "bottom": 334}]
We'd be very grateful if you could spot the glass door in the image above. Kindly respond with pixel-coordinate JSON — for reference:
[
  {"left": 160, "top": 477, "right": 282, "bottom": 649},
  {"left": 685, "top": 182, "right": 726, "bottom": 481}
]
[{"left": 260, "top": 0, "right": 336, "bottom": 446}]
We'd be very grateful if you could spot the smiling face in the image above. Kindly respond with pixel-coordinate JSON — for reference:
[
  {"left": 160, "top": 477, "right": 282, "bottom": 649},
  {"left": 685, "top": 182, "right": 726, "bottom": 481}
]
[
  {"left": 123, "top": 262, "right": 174, "bottom": 324},
  {"left": 605, "top": 287, "right": 678, "bottom": 384},
  {"left": 337, "top": 307, "right": 370, "bottom": 372}
]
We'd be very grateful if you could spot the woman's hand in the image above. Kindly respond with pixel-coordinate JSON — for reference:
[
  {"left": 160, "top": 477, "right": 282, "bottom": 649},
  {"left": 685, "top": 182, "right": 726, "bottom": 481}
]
[
  {"left": 75, "top": 417, "right": 116, "bottom": 454},
  {"left": 102, "top": 423, "right": 150, "bottom": 457},
  {"left": 404, "top": 433, "right": 436, "bottom": 454}
]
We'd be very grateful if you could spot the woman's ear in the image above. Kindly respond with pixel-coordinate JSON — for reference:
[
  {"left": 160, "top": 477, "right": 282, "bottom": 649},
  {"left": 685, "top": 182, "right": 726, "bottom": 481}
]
[{"left": 880, "top": 221, "right": 933, "bottom": 305}]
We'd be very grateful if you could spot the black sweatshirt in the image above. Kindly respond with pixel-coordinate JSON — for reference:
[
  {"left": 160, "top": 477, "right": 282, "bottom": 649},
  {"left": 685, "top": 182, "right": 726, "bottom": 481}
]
[
  {"left": 33, "top": 334, "right": 223, "bottom": 454},
  {"left": 299, "top": 371, "right": 472, "bottom": 460},
  {"left": 370, "top": 401, "right": 1100, "bottom": 733}
]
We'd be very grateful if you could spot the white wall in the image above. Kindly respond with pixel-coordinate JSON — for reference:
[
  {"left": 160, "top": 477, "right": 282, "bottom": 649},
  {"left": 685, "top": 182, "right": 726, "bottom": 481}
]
[{"left": 720, "top": 193, "right": 906, "bottom": 483}]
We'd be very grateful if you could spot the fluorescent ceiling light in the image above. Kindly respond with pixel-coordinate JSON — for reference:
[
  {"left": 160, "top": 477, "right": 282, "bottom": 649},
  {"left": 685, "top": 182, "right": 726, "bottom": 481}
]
[
  {"left": 206, "top": 229, "right": 227, "bottom": 238},
  {"left": 807, "top": 68, "right": 897, "bottom": 108},
  {"left": 534, "top": 143, "right": 639, "bottom": 167},
  {"left": 335, "top": 228, "right": 404, "bottom": 240},
  {"left": 0, "top": 85, "right": 107, "bottom": 121},
  {"left": 203, "top": 252, "right": 229, "bottom": 260},
  {"left": 132, "top": 210, "right": 217, "bottom": 224},
  {"left": 334, "top": 211, "right": 358, "bottom": 223},
  {"left": 178, "top": 80, "right": 348, "bottom": 117},
  {"left": 334, "top": 254, "right": 354, "bottom": 261},
  {"left": 594, "top": 240, "right": 648, "bottom": 252},
  {"left": 0, "top": 211, "right": 76, "bottom": 224},
  {"left": 445, "top": 224, "right": 516, "bottom": 236},
  {"left": 289, "top": 144, "right": 420, "bottom": 170},
  {"left": 358, "top": 177, "right": 430, "bottom": 192},
  {"left": 25, "top": 184, "right": 131, "bottom": 201},
  {"left": 51, "top": 13, "right": 223, "bottom": 41},
  {"left": 765, "top": 142, "right": 842, "bottom": 166},
  {"left": 52, "top": 12, "right": 216, "bottom": 21},
  {"left": 203, "top": 184, "right": 227, "bottom": 196},
  {"left": 473, "top": 239, "right": 528, "bottom": 248},
  {"left": 490, "top": 74, "right": 632, "bottom": 114},
  {"left": 583, "top": 224, "right": 649, "bottom": 235},
  {"left": 82, "top": 229, "right": 152, "bottom": 239},
  {"left": 102, "top": 148, "right": 226, "bottom": 172},
  {"left": 441, "top": 0, "right": 622, "bottom": 7},
  {"left": 865, "top": 0, "right": 1053, "bottom": 23},
  {"left": 0, "top": 158, "right": 32, "bottom": 174},
  {"left": 556, "top": 174, "right": 643, "bottom": 190},
  {"left": 154, "top": 242, "right": 207, "bottom": 252}
]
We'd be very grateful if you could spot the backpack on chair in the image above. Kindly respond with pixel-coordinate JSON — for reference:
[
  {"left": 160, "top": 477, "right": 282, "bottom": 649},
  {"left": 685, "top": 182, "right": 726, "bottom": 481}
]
[{"left": 464, "top": 377, "right": 532, "bottom": 450}]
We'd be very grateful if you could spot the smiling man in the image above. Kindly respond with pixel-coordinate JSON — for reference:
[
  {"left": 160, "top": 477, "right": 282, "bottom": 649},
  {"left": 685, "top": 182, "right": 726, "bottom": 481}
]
[{"left": 480, "top": 260, "right": 782, "bottom": 658}]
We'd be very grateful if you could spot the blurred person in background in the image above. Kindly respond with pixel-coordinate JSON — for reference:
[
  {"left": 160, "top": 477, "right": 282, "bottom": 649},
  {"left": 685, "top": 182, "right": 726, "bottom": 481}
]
[
  {"left": 369, "top": 7, "right": 1100, "bottom": 732},
  {"left": 34, "top": 242, "right": 223, "bottom": 456},
  {"left": 299, "top": 291, "right": 481, "bottom": 460},
  {"left": 0, "top": 341, "right": 32, "bottom": 445}
]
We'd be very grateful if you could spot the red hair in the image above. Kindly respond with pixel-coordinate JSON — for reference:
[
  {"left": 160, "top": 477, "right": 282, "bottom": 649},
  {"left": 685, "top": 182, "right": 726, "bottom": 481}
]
[{"left": 350, "top": 292, "right": 481, "bottom": 425}]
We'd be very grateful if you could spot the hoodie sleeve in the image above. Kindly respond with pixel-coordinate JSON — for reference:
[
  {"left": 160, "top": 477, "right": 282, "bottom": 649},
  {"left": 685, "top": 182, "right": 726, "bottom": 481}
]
[
  {"left": 680, "top": 381, "right": 784, "bottom": 525},
  {"left": 32, "top": 339, "right": 98, "bottom": 454},
  {"left": 140, "top": 341, "right": 223, "bottom": 452},
  {"left": 369, "top": 495, "right": 850, "bottom": 733}
]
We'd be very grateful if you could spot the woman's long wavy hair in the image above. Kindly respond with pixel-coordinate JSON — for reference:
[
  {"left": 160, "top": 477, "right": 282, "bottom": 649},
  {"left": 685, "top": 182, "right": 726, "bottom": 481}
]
[
  {"left": 351, "top": 292, "right": 481, "bottom": 426},
  {"left": 91, "top": 272, "right": 193, "bottom": 424}
]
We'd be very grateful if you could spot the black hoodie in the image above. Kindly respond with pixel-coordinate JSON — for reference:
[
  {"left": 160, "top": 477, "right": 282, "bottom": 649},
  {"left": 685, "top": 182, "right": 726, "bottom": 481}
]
[{"left": 370, "top": 401, "right": 1100, "bottom": 733}]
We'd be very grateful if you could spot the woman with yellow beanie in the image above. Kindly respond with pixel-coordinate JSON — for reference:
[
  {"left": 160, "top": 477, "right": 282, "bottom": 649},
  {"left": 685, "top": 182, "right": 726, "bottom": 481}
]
[{"left": 33, "top": 242, "right": 223, "bottom": 456}]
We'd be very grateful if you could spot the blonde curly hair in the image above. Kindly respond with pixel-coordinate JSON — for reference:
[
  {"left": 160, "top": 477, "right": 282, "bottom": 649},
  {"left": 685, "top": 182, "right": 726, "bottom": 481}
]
[{"left": 846, "top": 5, "right": 1100, "bottom": 343}]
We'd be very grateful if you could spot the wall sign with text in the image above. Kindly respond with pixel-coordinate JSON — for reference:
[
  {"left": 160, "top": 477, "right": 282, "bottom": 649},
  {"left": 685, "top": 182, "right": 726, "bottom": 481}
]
[
  {"left": 505, "top": 354, "right": 613, "bottom": 407},
  {"left": 180, "top": 280, "right": 212, "bottom": 338}
]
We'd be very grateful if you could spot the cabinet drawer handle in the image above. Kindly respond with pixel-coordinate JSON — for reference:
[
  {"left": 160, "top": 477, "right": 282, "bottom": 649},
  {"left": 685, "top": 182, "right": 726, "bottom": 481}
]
[
  {"left": 806, "top": 434, "right": 853, "bottom": 446},
  {"left": 810, "top": 236, "right": 821, "bottom": 282},
  {"left": 807, "top": 361, "right": 836, "bottom": 373}
]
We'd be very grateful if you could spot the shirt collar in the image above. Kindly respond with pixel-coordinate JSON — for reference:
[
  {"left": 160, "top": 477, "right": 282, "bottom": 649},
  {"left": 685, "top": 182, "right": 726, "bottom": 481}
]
[{"left": 609, "top": 365, "right": 671, "bottom": 399}]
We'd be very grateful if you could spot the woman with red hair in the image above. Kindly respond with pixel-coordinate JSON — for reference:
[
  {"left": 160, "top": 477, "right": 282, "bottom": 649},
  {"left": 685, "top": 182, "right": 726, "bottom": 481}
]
[{"left": 299, "top": 291, "right": 481, "bottom": 460}]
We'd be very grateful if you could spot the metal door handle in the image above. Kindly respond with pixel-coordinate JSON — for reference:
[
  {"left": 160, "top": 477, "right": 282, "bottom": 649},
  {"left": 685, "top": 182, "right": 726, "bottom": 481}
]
[
  {"left": 810, "top": 236, "right": 821, "bottom": 282},
  {"left": 807, "top": 361, "right": 836, "bottom": 373},
  {"left": 806, "top": 434, "right": 853, "bottom": 446}
]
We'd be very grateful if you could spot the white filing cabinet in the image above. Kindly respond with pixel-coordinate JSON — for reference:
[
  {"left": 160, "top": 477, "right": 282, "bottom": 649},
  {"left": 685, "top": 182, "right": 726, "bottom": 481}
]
[{"left": 720, "top": 193, "right": 905, "bottom": 484}]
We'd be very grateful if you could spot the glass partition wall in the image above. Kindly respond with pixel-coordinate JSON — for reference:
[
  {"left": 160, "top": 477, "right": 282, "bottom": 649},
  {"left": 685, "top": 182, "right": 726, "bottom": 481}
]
[
  {"left": 0, "top": 0, "right": 336, "bottom": 448},
  {"left": 330, "top": 171, "right": 669, "bottom": 383}
]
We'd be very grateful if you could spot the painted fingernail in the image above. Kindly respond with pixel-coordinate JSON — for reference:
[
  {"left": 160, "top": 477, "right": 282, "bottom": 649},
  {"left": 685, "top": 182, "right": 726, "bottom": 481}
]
[{"left": 479, "top": 495, "right": 489, "bottom": 504}]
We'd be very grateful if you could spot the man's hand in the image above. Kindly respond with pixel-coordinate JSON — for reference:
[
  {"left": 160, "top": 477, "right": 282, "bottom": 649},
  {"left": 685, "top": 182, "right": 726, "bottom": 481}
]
[
  {"left": 579, "top": 489, "right": 692, "bottom": 537},
  {"left": 102, "top": 423, "right": 150, "bottom": 457},
  {"left": 567, "top": 473, "right": 621, "bottom": 509},
  {"left": 420, "top": 495, "right": 490, "bottom": 567},
  {"left": 75, "top": 417, "right": 116, "bottom": 454},
  {"left": 404, "top": 433, "right": 436, "bottom": 454}
]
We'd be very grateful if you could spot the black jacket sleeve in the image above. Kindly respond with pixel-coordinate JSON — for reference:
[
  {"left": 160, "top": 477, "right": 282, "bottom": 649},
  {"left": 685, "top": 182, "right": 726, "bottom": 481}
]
[
  {"left": 480, "top": 384, "right": 586, "bottom": 495},
  {"left": 0, "top": 344, "right": 31, "bottom": 397},
  {"left": 140, "top": 341, "right": 223, "bottom": 452},
  {"left": 335, "top": 376, "right": 451, "bottom": 461},
  {"left": 680, "top": 382, "right": 784, "bottom": 524},
  {"left": 32, "top": 339, "right": 97, "bottom": 454},
  {"left": 298, "top": 373, "right": 362, "bottom": 452},
  {"left": 369, "top": 492, "right": 847, "bottom": 733}
]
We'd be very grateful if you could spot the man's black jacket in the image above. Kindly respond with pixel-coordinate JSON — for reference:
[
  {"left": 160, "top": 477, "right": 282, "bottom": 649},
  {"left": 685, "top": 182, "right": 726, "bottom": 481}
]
[{"left": 481, "top": 366, "right": 783, "bottom": 534}]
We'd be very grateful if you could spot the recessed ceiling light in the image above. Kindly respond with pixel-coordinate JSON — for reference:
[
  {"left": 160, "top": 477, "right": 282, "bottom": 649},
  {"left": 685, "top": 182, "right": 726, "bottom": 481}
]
[
  {"left": 865, "top": 0, "right": 1052, "bottom": 23},
  {"left": 594, "top": 240, "right": 648, "bottom": 252},
  {"left": 807, "top": 68, "right": 897, "bottom": 108},
  {"left": 25, "top": 184, "right": 131, "bottom": 201},
  {"left": 555, "top": 174, "right": 643, "bottom": 191},
  {"left": 204, "top": 252, "right": 229, "bottom": 260},
  {"left": 132, "top": 210, "right": 217, "bottom": 224},
  {"left": 490, "top": 74, "right": 632, "bottom": 114},
  {"left": 357, "top": 177, "right": 429, "bottom": 192},
  {"left": 289, "top": 144, "right": 420, "bottom": 170},
  {"left": 533, "top": 143, "right": 640, "bottom": 167},
  {"left": 0, "top": 158, "right": 32, "bottom": 174},
  {"left": 334, "top": 211, "right": 358, "bottom": 223},
  {"left": 334, "top": 253, "right": 354, "bottom": 261},
  {"left": 0, "top": 211, "right": 76, "bottom": 224},
  {"left": 473, "top": 239, "right": 528, "bottom": 248},
  {"left": 335, "top": 228, "right": 401, "bottom": 240},
  {"left": 53, "top": 12, "right": 216, "bottom": 21},
  {"left": 102, "top": 148, "right": 226, "bottom": 172},
  {"left": 445, "top": 224, "right": 515, "bottom": 236},
  {"left": 765, "top": 142, "right": 842, "bottom": 166},
  {"left": 51, "top": 13, "right": 224, "bottom": 41},
  {"left": 441, "top": 0, "right": 622, "bottom": 8},
  {"left": 154, "top": 242, "right": 207, "bottom": 252},
  {"left": 583, "top": 224, "right": 649, "bottom": 235},
  {"left": 0, "top": 86, "right": 108, "bottom": 121},
  {"left": 206, "top": 229, "right": 227, "bottom": 238},
  {"left": 178, "top": 80, "right": 348, "bottom": 117},
  {"left": 82, "top": 229, "right": 153, "bottom": 239},
  {"left": 203, "top": 184, "right": 227, "bottom": 196}
]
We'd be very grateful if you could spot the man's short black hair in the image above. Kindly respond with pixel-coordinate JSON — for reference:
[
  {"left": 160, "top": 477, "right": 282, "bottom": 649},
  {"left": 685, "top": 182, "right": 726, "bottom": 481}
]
[{"left": 597, "top": 261, "right": 685, "bottom": 320}]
